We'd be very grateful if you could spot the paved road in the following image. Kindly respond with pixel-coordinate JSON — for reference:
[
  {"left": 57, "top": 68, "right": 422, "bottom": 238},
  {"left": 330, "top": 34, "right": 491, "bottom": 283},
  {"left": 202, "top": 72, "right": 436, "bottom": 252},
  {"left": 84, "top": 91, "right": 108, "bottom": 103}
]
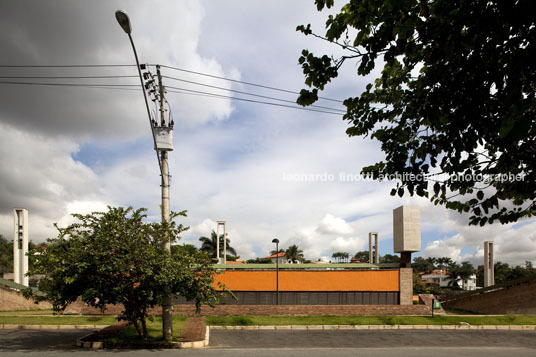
[
  {"left": 0, "top": 328, "right": 94, "bottom": 352},
  {"left": 1, "top": 328, "right": 535, "bottom": 356},
  {"left": 209, "top": 329, "right": 536, "bottom": 349}
]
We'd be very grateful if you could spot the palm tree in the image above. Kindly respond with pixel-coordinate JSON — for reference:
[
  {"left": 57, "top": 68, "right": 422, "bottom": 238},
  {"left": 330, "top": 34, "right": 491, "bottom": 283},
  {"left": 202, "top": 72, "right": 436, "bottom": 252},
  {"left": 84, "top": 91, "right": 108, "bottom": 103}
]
[
  {"left": 341, "top": 252, "right": 350, "bottom": 263},
  {"left": 446, "top": 261, "right": 475, "bottom": 289},
  {"left": 436, "top": 257, "right": 453, "bottom": 269},
  {"left": 285, "top": 244, "right": 304, "bottom": 262},
  {"left": 198, "top": 230, "right": 237, "bottom": 259},
  {"left": 332, "top": 252, "right": 341, "bottom": 262}
]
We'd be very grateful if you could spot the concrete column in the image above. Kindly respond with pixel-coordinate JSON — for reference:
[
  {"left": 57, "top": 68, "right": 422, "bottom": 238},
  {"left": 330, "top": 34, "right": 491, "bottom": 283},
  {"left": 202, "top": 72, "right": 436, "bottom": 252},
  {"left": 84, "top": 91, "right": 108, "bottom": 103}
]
[
  {"left": 369, "top": 232, "right": 379, "bottom": 264},
  {"left": 374, "top": 233, "right": 379, "bottom": 264},
  {"left": 399, "top": 267, "right": 413, "bottom": 305},
  {"left": 368, "top": 234, "right": 373, "bottom": 263},
  {"left": 216, "top": 221, "right": 226, "bottom": 264},
  {"left": 484, "top": 241, "right": 494, "bottom": 287},
  {"left": 13, "top": 208, "right": 29, "bottom": 286}
]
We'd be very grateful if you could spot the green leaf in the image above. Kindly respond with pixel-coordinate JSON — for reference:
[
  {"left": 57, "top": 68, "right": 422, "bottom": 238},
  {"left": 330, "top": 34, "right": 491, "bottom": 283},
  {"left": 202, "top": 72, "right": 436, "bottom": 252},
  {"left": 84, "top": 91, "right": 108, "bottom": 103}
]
[{"left": 499, "top": 117, "right": 515, "bottom": 138}]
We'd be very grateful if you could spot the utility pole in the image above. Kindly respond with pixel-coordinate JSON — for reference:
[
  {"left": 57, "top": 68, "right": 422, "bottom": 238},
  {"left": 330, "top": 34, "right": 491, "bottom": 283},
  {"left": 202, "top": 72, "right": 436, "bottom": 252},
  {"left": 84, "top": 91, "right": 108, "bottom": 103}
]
[
  {"left": 115, "top": 10, "right": 175, "bottom": 342},
  {"left": 157, "top": 65, "right": 173, "bottom": 341}
]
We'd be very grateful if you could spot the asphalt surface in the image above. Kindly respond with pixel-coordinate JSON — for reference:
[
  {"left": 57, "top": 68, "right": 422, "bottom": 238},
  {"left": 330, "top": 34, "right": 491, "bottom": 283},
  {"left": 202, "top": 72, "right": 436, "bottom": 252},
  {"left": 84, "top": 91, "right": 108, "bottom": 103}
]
[
  {"left": 0, "top": 328, "right": 535, "bottom": 356},
  {"left": 0, "top": 328, "right": 94, "bottom": 351},
  {"left": 208, "top": 329, "right": 536, "bottom": 349}
]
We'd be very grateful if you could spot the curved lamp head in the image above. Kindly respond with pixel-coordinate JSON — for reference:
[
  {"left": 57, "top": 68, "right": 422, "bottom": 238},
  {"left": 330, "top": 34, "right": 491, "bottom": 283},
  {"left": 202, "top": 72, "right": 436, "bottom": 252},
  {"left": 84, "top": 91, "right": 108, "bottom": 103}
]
[
  {"left": 272, "top": 238, "right": 279, "bottom": 244},
  {"left": 115, "top": 10, "right": 132, "bottom": 34}
]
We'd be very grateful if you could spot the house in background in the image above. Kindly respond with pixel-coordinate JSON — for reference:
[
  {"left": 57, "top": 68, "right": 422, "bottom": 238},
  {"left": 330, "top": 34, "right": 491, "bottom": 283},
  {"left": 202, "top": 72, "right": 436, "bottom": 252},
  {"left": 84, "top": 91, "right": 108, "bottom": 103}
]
[
  {"left": 263, "top": 252, "right": 287, "bottom": 264},
  {"left": 420, "top": 269, "right": 477, "bottom": 291}
]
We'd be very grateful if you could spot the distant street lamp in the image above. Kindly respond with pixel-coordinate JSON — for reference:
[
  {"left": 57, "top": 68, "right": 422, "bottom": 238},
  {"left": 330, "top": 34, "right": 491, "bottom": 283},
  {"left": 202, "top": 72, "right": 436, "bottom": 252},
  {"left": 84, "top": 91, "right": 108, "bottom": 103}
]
[
  {"left": 272, "top": 238, "right": 280, "bottom": 305},
  {"left": 115, "top": 9, "right": 173, "bottom": 341}
]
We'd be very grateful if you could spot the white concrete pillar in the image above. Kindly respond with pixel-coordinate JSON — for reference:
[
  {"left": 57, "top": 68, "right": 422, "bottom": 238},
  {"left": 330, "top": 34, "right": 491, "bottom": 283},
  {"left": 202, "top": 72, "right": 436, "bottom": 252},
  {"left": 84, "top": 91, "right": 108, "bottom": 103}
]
[
  {"left": 484, "top": 241, "right": 494, "bottom": 287},
  {"left": 13, "top": 208, "right": 29, "bottom": 286}
]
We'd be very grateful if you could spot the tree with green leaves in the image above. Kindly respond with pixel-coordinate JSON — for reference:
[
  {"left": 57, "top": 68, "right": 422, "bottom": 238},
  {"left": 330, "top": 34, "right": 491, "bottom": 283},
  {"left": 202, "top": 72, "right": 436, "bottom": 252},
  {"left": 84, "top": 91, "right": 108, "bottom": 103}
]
[
  {"left": 0, "top": 234, "right": 13, "bottom": 274},
  {"left": 332, "top": 251, "right": 350, "bottom": 262},
  {"left": 171, "top": 243, "right": 198, "bottom": 256},
  {"left": 198, "top": 230, "right": 237, "bottom": 260},
  {"left": 436, "top": 257, "right": 454, "bottom": 269},
  {"left": 412, "top": 256, "right": 435, "bottom": 274},
  {"left": 353, "top": 250, "right": 369, "bottom": 263},
  {"left": 297, "top": 0, "right": 535, "bottom": 226},
  {"left": 446, "top": 261, "right": 475, "bottom": 289},
  {"left": 25, "top": 206, "right": 224, "bottom": 339},
  {"left": 380, "top": 254, "right": 400, "bottom": 264},
  {"left": 285, "top": 244, "right": 305, "bottom": 262}
]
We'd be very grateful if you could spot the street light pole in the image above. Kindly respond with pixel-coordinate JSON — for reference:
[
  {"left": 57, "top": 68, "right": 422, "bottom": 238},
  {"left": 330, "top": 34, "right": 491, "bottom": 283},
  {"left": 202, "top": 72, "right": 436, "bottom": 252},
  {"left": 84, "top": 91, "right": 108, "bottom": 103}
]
[
  {"left": 115, "top": 10, "right": 173, "bottom": 341},
  {"left": 156, "top": 64, "right": 173, "bottom": 340},
  {"left": 272, "top": 238, "right": 279, "bottom": 305}
]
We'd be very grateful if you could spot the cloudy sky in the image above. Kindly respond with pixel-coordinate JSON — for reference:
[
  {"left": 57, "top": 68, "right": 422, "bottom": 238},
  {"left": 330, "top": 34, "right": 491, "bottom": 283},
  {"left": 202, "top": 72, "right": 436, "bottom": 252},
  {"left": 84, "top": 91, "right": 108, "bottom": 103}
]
[{"left": 1, "top": 0, "right": 534, "bottom": 266}]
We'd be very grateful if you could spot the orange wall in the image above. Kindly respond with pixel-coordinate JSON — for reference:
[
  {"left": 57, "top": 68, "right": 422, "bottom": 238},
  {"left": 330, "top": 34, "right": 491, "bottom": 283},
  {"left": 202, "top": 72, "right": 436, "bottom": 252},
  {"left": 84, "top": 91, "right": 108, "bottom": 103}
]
[{"left": 214, "top": 270, "right": 399, "bottom": 292}]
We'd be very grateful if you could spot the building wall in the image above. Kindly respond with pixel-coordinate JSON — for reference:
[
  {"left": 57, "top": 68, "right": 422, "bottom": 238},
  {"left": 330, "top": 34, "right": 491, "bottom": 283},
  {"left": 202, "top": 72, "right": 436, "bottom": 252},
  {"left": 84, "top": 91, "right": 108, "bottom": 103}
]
[
  {"left": 69, "top": 302, "right": 430, "bottom": 316},
  {"left": 214, "top": 270, "right": 399, "bottom": 292},
  {"left": 399, "top": 268, "right": 413, "bottom": 305},
  {"left": 175, "top": 291, "right": 400, "bottom": 305}
]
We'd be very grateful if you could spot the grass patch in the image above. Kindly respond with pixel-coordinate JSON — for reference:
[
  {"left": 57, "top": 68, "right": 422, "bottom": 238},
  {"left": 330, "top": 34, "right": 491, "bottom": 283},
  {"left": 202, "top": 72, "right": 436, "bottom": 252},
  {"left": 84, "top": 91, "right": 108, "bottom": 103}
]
[
  {"left": 105, "top": 316, "right": 187, "bottom": 343},
  {"left": 0, "top": 309, "right": 54, "bottom": 316},
  {"left": 0, "top": 315, "right": 118, "bottom": 325},
  {"left": 205, "top": 315, "right": 536, "bottom": 326}
]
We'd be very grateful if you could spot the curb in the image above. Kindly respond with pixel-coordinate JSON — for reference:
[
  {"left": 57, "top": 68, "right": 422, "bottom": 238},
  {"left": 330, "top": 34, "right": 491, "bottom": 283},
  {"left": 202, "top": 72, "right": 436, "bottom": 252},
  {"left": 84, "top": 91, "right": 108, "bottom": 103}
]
[
  {"left": 76, "top": 326, "right": 210, "bottom": 349},
  {"left": 209, "top": 324, "right": 536, "bottom": 331},
  {"left": 1, "top": 324, "right": 109, "bottom": 330}
]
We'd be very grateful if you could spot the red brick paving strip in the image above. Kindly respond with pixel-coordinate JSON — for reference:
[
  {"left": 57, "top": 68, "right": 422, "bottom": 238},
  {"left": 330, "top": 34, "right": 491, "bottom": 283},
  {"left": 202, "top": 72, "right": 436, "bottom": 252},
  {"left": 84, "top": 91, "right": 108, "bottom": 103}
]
[{"left": 179, "top": 317, "right": 206, "bottom": 342}]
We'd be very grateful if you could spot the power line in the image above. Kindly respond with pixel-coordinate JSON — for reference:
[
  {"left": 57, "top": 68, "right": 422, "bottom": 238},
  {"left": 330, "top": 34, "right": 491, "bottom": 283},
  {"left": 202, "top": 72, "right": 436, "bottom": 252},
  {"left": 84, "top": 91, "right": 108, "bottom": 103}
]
[
  {"left": 0, "top": 64, "right": 136, "bottom": 68},
  {"left": 0, "top": 80, "right": 345, "bottom": 115},
  {"left": 156, "top": 64, "right": 344, "bottom": 104},
  {"left": 166, "top": 85, "right": 344, "bottom": 116},
  {"left": 0, "top": 63, "right": 345, "bottom": 104},
  {"left": 162, "top": 75, "right": 346, "bottom": 114},
  {"left": 0, "top": 75, "right": 138, "bottom": 79},
  {"left": 0, "top": 63, "right": 344, "bottom": 104}
]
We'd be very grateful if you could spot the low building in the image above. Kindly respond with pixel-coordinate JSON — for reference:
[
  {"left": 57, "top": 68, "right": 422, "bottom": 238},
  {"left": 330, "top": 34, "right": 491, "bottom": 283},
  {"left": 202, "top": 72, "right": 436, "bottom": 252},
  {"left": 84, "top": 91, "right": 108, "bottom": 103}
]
[{"left": 175, "top": 263, "right": 414, "bottom": 306}]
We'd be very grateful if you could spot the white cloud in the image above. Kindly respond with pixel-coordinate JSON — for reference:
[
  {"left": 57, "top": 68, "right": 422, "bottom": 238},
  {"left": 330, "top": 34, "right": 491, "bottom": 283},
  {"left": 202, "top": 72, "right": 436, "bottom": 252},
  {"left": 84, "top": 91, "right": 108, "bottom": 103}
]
[
  {"left": 422, "top": 236, "right": 463, "bottom": 261},
  {"left": 317, "top": 214, "right": 354, "bottom": 235},
  {"left": 0, "top": 123, "right": 102, "bottom": 241}
]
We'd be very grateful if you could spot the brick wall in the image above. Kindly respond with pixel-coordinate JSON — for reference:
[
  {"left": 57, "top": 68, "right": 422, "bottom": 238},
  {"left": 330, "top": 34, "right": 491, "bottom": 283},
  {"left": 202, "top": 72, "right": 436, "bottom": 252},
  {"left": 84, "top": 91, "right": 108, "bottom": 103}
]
[
  {"left": 443, "top": 279, "right": 536, "bottom": 314},
  {"left": 172, "top": 304, "right": 430, "bottom": 316},
  {"left": 399, "top": 268, "right": 413, "bottom": 305},
  {"left": 70, "top": 302, "right": 429, "bottom": 316}
]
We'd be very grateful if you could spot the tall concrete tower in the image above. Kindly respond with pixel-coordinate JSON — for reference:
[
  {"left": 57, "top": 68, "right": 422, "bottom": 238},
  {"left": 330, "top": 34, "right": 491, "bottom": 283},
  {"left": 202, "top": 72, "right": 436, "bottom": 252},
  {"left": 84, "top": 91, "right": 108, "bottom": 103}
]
[
  {"left": 393, "top": 205, "right": 421, "bottom": 267},
  {"left": 216, "top": 221, "right": 227, "bottom": 264},
  {"left": 13, "top": 208, "right": 29, "bottom": 286},
  {"left": 484, "top": 241, "right": 494, "bottom": 287},
  {"left": 368, "top": 232, "right": 379, "bottom": 264},
  {"left": 393, "top": 205, "right": 421, "bottom": 306}
]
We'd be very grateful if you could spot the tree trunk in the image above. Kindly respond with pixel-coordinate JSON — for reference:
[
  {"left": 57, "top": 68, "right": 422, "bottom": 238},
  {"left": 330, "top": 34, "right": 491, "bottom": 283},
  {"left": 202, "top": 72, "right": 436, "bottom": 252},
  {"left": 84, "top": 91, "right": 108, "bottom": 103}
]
[
  {"left": 132, "top": 317, "right": 142, "bottom": 338},
  {"left": 141, "top": 304, "right": 148, "bottom": 339},
  {"left": 140, "top": 315, "right": 148, "bottom": 339}
]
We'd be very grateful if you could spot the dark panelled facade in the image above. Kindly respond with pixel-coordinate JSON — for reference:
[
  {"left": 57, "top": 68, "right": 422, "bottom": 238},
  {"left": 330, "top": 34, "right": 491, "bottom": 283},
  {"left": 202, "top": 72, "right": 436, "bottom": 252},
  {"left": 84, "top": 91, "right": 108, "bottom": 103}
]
[{"left": 174, "top": 291, "right": 399, "bottom": 305}]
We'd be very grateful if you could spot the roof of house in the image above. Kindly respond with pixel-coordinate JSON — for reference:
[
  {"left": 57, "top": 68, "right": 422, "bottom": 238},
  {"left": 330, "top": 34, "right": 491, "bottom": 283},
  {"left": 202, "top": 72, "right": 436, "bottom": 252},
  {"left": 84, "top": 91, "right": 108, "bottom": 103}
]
[{"left": 263, "top": 252, "right": 286, "bottom": 259}]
